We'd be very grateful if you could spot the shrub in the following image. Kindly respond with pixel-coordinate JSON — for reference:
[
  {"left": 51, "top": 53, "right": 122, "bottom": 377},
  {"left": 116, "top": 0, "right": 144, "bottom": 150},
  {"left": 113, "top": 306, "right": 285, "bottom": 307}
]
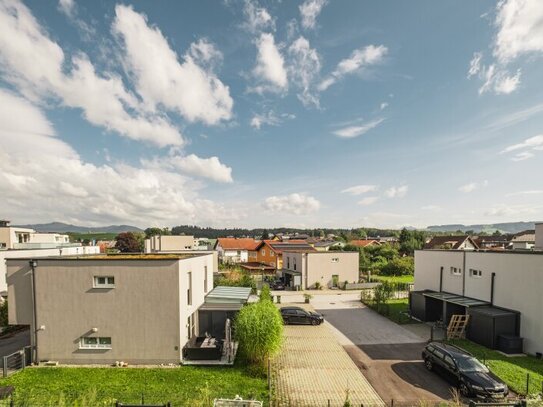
[
  {"left": 0, "top": 300, "right": 7, "bottom": 327},
  {"left": 235, "top": 300, "right": 283, "bottom": 372},
  {"left": 259, "top": 284, "right": 272, "bottom": 302},
  {"left": 314, "top": 281, "right": 321, "bottom": 290},
  {"left": 380, "top": 256, "right": 414, "bottom": 276}
]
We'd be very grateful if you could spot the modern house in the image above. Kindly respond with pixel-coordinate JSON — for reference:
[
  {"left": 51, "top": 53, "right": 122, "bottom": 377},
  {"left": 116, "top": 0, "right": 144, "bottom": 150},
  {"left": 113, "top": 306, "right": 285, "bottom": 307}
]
[
  {"left": 412, "top": 249, "right": 543, "bottom": 355},
  {"left": 7, "top": 253, "right": 216, "bottom": 365},
  {"left": 214, "top": 238, "right": 260, "bottom": 264},
  {"left": 312, "top": 241, "right": 345, "bottom": 251},
  {"left": 144, "top": 235, "right": 195, "bottom": 253},
  {"left": 349, "top": 239, "right": 381, "bottom": 248},
  {"left": 0, "top": 220, "right": 75, "bottom": 250},
  {"left": 281, "top": 251, "right": 359, "bottom": 290},
  {"left": 510, "top": 230, "right": 535, "bottom": 250},
  {"left": 423, "top": 235, "right": 479, "bottom": 250},
  {"left": 473, "top": 235, "right": 511, "bottom": 250},
  {"left": 255, "top": 240, "right": 316, "bottom": 270}
]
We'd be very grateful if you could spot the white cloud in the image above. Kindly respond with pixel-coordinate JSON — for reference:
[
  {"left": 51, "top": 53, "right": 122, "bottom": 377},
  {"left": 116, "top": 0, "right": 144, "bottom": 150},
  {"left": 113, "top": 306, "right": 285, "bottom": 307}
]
[
  {"left": 332, "top": 118, "right": 385, "bottom": 138},
  {"left": 263, "top": 193, "right": 320, "bottom": 215},
  {"left": 113, "top": 5, "right": 233, "bottom": 126},
  {"left": 0, "top": 0, "right": 183, "bottom": 147},
  {"left": 458, "top": 183, "right": 478, "bottom": 193},
  {"left": 168, "top": 154, "right": 233, "bottom": 183},
  {"left": 507, "top": 190, "right": 543, "bottom": 196},
  {"left": 501, "top": 134, "right": 543, "bottom": 161},
  {"left": 485, "top": 204, "right": 540, "bottom": 218},
  {"left": 384, "top": 185, "right": 408, "bottom": 198},
  {"left": 250, "top": 110, "right": 294, "bottom": 130},
  {"left": 358, "top": 196, "right": 379, "bottom": 206},
  {"left": 299, "top": 0, "right": 327, "bottom": 30},
  {"left": 380, "top": 102, "right": 389, "bottom": 110},
  {"left": 288, "top": 36, "right": 321, "bottom": 107},
  {"left": 251, "top": 33, "right": 288, "bottom": 93},
  {"left": 494, "top": 0, "right": 543, "bottom": 63},
  {"left": 0, "top": 88, "right": 241, "bottom": 226},
  {"left": 58, "top": 0, "right": 75, "bottom": 17},
  {"left": 467, "top": 52, "right": 482, "bottom": 78},
  {"left": 242, "top": 0, "right": 274, "bottom": 33},
  {"left": 341, "top": 185, "right": 377, "bottom": 195},
  {"left": 318, "top": 45, "right": 388, "bottom": 91}
]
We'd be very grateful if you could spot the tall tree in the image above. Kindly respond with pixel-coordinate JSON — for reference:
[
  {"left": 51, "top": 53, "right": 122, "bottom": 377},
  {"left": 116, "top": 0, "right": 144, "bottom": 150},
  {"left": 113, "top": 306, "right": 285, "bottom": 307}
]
[{"left": 115, "top": 232, "right": 144, "bottom": 253}]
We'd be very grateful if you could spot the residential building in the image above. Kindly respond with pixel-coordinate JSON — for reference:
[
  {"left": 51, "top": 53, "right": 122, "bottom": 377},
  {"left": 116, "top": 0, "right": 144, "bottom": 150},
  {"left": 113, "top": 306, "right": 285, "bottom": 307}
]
[
  {"left": 281, "top": 251, "right": 359, "bottom": 290},
  {"left": 214, "top": 238, "right": 260, "bottom": 264},
  {"left": 473, "top": 235, "right": 511, "bottom": 250},
  {"left": 536, "top": 223, "right": 543, "bottom": 250},
  {"left": 510, "top": 230, "right": 535, "bottom": 250},
  {"left": 144, "top": 235, "right": 195, "bottom": 253},
  {"left": 423, "top": 235, "right": 478, "bottom": 250},
  {"left": 0, "top": 220, "right": 74, "bottom": 250},
  {"left": 255, "top": 240, "right": 315, "bottom": 269},
  {"left": 349, "top": 239, "right": 381, "bottom": 248},
  {"left": 7, "top": 253, "right": 215, "bottom": 364},
  {"left": 312, "top": 241, "right": 345, "bottom": 251},
  {"left": 413, "top": 249, "right": 543, "bottom": 355}
]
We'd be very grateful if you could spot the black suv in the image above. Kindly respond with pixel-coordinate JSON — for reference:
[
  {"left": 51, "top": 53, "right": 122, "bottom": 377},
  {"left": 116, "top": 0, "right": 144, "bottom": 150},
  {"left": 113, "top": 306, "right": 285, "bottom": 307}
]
[
  {"left": 422, "top": 342, "right": 508, "bottom": 399},
  {"left": 280, "top": 306, "right": 324, "bottom": 325}
]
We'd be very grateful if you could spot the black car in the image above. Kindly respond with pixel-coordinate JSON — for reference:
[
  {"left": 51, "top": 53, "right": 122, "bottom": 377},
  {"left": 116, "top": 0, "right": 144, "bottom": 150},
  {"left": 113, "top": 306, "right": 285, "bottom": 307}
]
[
  {"left": 270, "top": 280, "right": 285, "bottom": 290},
  {"left": 422, "top": 342, "right": 508, "bottom": 399},
  {"left": 280, "top": 306, "right": 324, "bottom": 325}
]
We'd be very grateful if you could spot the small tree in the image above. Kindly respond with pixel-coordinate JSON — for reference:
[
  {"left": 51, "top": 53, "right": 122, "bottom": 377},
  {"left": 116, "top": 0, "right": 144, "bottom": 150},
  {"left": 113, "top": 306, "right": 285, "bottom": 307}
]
[
  {"left": 259, "top": 284, "right": 272, "bottom": 302},
  {"left": 235, "top": 299, "right": 283, "bottom": 373},
  {"left": 373, "top": 281, "right": 394, "bottom": 313},
  {"left": 0, "top": 300, "right": 7, "bottom": 327},
  {"left": 114, "top": 232, "right": 144, "bottom": 253}
]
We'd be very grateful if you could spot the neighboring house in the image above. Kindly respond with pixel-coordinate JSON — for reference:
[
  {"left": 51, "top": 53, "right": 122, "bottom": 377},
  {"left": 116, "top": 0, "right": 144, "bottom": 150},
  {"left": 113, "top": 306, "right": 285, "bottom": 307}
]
[
  {"left": 413, "top": 249, "right": 543, "bottom": 356},
  {"left": 349, "top": 239, "right": 381, "bottom": 248},
  {"left": 215, "top": 238, "right": 260, "bottom": 264},
  {"left": 0, "top": 220, "right": 74, "bottom": 250},
  {"left": 144, "top": 235, "right": 196, "bottom": 253},
  {"left": 7, "top": 253, "right": 215, "bottom": 365},
  {"left": 313, "top": 241, "right": 345, "bottom": 252},
  {"left": 255, "top": 240, "right": 316, "bottom": 269},
  {"left": 281, "top": 251, "right": 359, "bottom": 290},
  {"left": 473, "top": 235, "right": 511, "bottom": 250},
  {"left": 510, "top": 230, "right": 535, "bottom": 250},
  {"left": 373, "top": 236, "right": 399, "bottom": 244},
  {"left": 536, "top": 223, "right": 543, "bottom": 250},
  {"left": 423, "top": 235, "right": 478, "bottom": 250}
]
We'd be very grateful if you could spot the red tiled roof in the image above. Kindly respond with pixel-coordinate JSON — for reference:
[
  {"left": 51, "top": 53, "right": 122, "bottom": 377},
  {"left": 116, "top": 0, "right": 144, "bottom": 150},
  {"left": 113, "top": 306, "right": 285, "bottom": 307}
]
[
  {"left": 216, "top": 238, "right": 260, "bottom": 251},
  {"left": 349, "top": 239, "right": 380, "bottom": 247}
]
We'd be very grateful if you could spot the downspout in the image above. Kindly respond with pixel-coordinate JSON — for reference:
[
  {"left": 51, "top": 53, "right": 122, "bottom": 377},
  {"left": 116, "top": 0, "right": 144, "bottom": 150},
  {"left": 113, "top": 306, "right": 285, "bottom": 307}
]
[
  {"left": 462, "top": 251, "right": 466, "bottom": 296},
  {"left": 490, "top": 272, "right": 496, "bottom": 306},
  {"left": 304, "top": 253, "right": 308, "bottom": 290},
  {"left": 439, "top": 267, "right": 443, "bottom": 292},
  {"left": 29, "top": 260, "right": 38, "bottom": 364}
]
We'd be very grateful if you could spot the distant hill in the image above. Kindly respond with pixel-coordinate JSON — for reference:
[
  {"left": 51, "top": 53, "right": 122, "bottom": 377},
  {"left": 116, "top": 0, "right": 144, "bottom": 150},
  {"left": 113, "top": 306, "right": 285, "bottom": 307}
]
[
  {"left": 426, "top": 221, "right": 539, "bottom": 234},
  {"left": 14, "top": 222, "right": 143, "bottom": 234}
]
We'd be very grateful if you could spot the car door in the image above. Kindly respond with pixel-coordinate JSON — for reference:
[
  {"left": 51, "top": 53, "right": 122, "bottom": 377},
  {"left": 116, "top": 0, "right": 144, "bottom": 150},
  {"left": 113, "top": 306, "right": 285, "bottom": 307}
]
[
  {"left": 442, "top": 355, "right": 459, "bottom": 384},
  {"left": 296, "top": 309, "right": 309, "bottom": 324}
]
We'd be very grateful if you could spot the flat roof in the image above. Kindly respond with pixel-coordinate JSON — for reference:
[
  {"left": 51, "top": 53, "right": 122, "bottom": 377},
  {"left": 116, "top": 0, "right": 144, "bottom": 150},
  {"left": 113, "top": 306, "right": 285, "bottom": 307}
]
[
  {"left": 415, "top": 249, "right": 543, "bottom": 256},
  {"left": 205, "top": 286, "right": 252, "bottom": 304},
  {"left": 422, "top": 291, "right": 490, "bottom": 307},
  {"left": 5, "top": 253, "right": 204, "bottom": 261}
]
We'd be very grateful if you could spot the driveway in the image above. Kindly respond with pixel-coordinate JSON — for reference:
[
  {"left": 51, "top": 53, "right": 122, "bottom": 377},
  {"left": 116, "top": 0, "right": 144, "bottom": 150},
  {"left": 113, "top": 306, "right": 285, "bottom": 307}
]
[
  {"left": 314, "top": 300, "right": 455, "bottom": 404},
  {"left": 0, "top": 328, "right": 30, "bottom": 359}
]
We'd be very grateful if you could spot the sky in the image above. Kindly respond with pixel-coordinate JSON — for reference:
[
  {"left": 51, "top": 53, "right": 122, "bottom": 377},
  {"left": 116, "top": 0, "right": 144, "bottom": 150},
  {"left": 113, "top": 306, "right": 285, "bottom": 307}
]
[{"left": 0, "top": 0, "right": 543, "bottom": 229}]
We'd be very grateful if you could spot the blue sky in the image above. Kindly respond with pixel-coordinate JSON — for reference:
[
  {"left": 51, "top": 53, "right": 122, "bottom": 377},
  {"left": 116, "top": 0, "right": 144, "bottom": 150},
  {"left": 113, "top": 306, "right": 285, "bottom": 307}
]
[{"left": 1, "top": 0, "right": 543, "bottom": 229}]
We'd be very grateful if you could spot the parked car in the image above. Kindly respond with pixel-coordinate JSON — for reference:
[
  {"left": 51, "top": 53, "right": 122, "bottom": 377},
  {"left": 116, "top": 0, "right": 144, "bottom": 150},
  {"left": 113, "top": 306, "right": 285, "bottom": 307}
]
[
  {"left": 269, "top": 279, "right": 285, "bottom": 290},
  {"left": 422, "top": 342, "right": 508, "bottom": 399},
  {"left": 280, "top": 306, "right": 324, "bottom": 325}
]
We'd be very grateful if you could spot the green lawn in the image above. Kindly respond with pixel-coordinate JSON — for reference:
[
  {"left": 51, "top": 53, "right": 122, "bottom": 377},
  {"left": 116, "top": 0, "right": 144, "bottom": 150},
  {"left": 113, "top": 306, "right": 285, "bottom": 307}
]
[
  {"left": 449, "top": 339, "right": 543, "bottom": 396},
  {"left": 0, "top": 365, "right": 268, "bottom": 406},
  {"left": 371, "top": 275, "right": 414, "bottom": 284},
  {"left": 362, "top": 298, "right": 414, "bottom": 325},
  {"left": 67, "top": 232, "right": 118, "bottom": 242}
]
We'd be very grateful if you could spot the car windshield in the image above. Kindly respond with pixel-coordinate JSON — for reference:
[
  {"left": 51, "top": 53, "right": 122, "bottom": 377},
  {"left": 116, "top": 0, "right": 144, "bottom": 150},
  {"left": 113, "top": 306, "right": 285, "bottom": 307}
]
[{"left": 455, "top": 356, "right": 489, "bottom": 373}]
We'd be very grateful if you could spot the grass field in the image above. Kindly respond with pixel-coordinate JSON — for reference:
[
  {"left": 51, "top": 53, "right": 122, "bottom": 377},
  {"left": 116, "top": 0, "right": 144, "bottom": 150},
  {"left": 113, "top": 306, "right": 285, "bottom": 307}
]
[
  {"left": 371, "top": 275, "right": 414, "bottom": 284},
  {"left": 0, "top": 365, "right": 268, "bottom": 406},
  {"left": 68, "top": 232, "right": 118, "bottom": 242},
  {"left": 449, "top": 339, "right": 543, "bottom": 396}
]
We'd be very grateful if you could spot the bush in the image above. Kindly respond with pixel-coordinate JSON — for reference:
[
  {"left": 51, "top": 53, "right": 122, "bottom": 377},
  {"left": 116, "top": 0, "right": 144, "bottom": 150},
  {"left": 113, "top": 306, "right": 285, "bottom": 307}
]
[
  {"left": 0, "top": 300, "right": 7, "bottom": 327},
  {"left": 215, "top": 270, "right": 256, "bottom": 293},
  {"left": 259, "top": 284, "right": 272, "bottom": 302},
  {"left": 235, "top": 300, "right": 283, "bottom": 373},
  {"left": 380, "top": 256, "right": 414, "bottom": 276}
]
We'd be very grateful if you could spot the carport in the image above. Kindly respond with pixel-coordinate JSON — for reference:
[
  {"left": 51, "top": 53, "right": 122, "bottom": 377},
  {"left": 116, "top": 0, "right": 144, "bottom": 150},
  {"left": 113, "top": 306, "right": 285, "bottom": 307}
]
[
  {"left": 409, "top": 290, "right": 489, "bottom": 324},
  {"left": 282, "top": 270, "right": 302, "bottom": 289}
]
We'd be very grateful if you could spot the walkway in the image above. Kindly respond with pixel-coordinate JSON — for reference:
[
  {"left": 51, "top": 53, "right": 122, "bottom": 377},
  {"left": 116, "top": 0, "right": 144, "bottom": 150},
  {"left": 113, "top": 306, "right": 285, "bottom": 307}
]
[{"left": 274, "top": 303, "right": 384, "bottom": 407}]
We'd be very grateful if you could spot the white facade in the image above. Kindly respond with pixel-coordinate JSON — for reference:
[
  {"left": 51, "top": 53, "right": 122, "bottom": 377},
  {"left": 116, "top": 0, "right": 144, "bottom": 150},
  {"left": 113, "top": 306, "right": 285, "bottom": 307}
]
[
  {"left": 415, "top": 250, "right": 543, "bottom": 355},
  {"left": 0, "top": 224, "right": 72, "bottom": 250},
  {"left": 144, "top": 235, "right": 195, "bottom": 253},
  {"left": 0, "top": 246, "right": 100, "bottom": 293}
]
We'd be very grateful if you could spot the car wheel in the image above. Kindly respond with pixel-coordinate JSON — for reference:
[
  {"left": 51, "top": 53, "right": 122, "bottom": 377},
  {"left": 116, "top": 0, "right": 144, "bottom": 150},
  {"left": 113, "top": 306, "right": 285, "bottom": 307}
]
[
  {"left": 459, "top": 383, "right": 471, "bottom": 397},
  {"left": 311, "top": 319, "right": 319, "bottom": 326},
  {"left": 424, "top": 358, "right": 433, "bottom": 371},
  {"left": 283, "top": 318, "right": 289, "bottom": 325}
]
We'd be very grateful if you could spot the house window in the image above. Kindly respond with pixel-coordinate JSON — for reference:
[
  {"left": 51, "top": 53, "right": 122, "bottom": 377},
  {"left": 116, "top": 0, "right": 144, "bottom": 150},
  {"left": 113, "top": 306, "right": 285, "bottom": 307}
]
[
  {"left": 93, "top": 276, "right": 115, "bottom": 288},
  {"left": 469, "top": 269, "right": 482, "bottom": 278},
  {"left": 187, "top": 272, "right": 192, "bottom": 306},
  {"left": 287, "top": 257, "right": 290, "bottom": 269},
  {"left": 450, "top": 267, "right": 461, "bottom": 276},
  {"left": 293, "top": 258, "right": 297, "bottom": 271},
  {"left": 262, "top": 249, "right": 266, "bottom": 256},
  {"left": 204, "top": 266, "right": 208, "bottom": 293},
  {"left": 271, "top": 252, "right": 275, "bottom": 257},
  {"left": 187, "top": 314, "right": 195, "bottom": 339},
  {"left": 80, "top": 337, "right": 112, "bottom": 349},
  {"left": 237, "top": 250, "right": 241, "bottom": 255},
  {"left": 331, "top": 258, "right": 339, "bottom": 263}
]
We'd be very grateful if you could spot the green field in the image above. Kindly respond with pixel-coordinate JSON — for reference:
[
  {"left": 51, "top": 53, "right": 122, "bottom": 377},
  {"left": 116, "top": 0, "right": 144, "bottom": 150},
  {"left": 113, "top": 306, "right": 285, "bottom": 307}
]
[
  {"left": 0, "top": 365, "right": 268, "bottom": 406},
  {"left": 371, "top": 275, "right": 414, "bottom": 284},
  {"left": 449, "top": 339, "right": 543, "bottom": 396},
  {"left": 67, "top": 232, "right": 118, "bottom": 242}
]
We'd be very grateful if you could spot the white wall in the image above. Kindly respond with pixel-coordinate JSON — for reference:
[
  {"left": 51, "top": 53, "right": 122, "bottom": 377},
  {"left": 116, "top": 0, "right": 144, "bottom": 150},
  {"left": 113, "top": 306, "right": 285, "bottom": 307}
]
[
  {"left": 0, "top": 246, "right": 100, "bottom": 292},
  {"left": 536, "top": 223, "right": 543, "bottom": 250},
  {"left": 415, "top": 250, "right": 543, "bottom": 355}
]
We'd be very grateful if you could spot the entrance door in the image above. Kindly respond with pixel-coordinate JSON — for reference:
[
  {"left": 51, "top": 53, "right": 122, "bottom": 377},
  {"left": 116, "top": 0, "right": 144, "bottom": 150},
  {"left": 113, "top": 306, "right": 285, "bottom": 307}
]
[{"left": 332, "top": 275, "right": 339, "bottom": 288}]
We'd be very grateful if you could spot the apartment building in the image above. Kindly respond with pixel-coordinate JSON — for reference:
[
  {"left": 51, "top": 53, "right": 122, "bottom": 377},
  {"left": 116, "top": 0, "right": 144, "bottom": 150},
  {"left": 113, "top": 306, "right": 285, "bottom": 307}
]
[
  {"left": 413, "top": 249, "right": 543, "bottom": 355},
  {"left": 144, "top": 235, "right": 195, "bottom": 253},
  {"left": 0, "top": 220, "right": 74, "bottom": 250},
  {"left": 215, "top": 238, "right": 260, "bottom": 264},
  {"left": 281, "top": 251, "right": 359, "bottom": 290},
  {"left": 7, "top": 253, "right": 214, "bottom": 364}
]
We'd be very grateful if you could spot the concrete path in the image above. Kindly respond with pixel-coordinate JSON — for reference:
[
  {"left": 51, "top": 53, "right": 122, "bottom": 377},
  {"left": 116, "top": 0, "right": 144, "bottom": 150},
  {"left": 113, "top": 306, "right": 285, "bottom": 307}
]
[
  {"left": 274, "top": 303, "right": 384, "bottom": 407},
  {"left": 0, "top": 328, "right": 30, "bottom": 358},
  {"left": 314, "top": 301, "right": 454, "bottom": 404}
]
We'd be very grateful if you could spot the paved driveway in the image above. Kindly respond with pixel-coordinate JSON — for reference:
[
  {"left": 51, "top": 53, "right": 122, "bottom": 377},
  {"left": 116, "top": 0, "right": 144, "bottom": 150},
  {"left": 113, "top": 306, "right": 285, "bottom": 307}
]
[
  {"left": 274, "top": 303, "right": 384, "bottom": 407},
  {"left": 314, "top": 302, "right": 455, "bottom": 404},
  {"left": 0, "top": 328, "right": 30, "bottom": 359}
]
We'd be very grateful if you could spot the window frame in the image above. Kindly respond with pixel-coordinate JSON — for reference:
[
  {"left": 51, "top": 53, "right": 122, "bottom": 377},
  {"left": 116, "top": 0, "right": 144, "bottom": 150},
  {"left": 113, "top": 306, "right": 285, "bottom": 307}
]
[
  {"left": 79, "top": 336, "right": 112, "bottom": 349},
  {"left": 93, "top": 276, "right": 115, "bottom": 288},
  {"left": 469, "top": 269, "right": 482, "bottom": 278}
]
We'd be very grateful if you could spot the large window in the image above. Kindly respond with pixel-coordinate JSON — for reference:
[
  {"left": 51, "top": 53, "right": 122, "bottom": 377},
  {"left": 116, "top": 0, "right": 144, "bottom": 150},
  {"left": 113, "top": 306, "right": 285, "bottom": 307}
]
[
  {"left": 80, "top": 337, "right": 112, "bottom": 349},
  {"left": 187, "top": 272, "right": 192, "bottom": 306},
  {"left": 204, "top": 266, "right": 208, "bottom": 293},
  {"left": 93, "top": 276, "right": 115, "bottom": 288}
]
